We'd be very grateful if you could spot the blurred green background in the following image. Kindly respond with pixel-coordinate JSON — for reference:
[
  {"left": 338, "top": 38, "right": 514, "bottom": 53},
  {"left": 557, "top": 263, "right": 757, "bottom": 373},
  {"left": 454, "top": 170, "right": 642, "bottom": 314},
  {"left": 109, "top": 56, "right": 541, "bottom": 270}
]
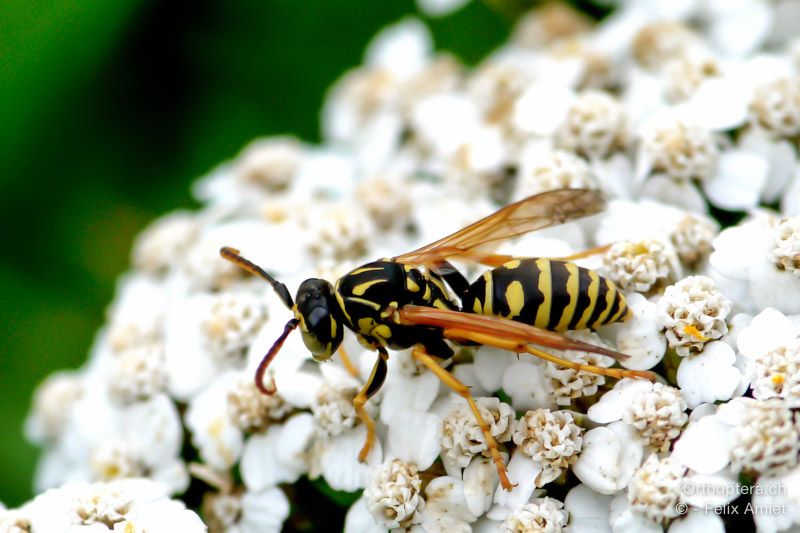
[{"left": 0, "top": 0, "right": 534, "bottom": 507}]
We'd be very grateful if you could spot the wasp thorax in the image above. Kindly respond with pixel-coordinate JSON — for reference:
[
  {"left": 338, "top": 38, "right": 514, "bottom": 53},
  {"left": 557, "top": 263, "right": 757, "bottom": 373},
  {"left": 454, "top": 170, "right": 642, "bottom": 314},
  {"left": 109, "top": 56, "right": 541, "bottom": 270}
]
[{"left": 294, "top": 278, "right": 343, "bottom": 360}]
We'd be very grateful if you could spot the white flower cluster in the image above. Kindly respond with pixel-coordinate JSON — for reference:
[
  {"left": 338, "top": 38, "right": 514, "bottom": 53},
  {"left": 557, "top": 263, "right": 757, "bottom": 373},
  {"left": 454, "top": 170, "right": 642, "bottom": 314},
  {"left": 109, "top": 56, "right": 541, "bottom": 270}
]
[
  {"left": 0, "top": 479, "right": 204, "bottom": 532},
  {"left": 16, "top": 1, "right": 800, "bottom": 531}
]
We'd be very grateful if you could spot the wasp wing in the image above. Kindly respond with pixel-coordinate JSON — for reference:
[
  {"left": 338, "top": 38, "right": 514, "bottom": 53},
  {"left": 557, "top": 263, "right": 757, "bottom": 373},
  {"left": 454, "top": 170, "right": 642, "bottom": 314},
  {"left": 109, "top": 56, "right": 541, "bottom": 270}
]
[
  {"left": 398, "top": 304, "right": 632, "bottom": 362},
  {"left": 394, "top": 188, "right": 605, "bottom": 267}
]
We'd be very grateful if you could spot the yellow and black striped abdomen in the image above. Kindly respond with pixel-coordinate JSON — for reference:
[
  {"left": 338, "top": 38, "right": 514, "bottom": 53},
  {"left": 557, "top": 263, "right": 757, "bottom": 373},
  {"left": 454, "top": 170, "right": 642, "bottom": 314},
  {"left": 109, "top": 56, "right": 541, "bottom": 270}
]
[{"left": 464, "top": 258, "right": 630, "bottom": 332}]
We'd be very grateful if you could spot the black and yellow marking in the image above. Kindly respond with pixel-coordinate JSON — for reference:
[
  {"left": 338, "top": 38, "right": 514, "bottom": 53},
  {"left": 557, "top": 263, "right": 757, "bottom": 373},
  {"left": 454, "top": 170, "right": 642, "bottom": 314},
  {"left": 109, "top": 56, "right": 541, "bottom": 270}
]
[
  {"left": 464, "top": 258, "right": 629, "bottom": 332},
  {"left": 335, "top": 260, "right": 460, "bottom": 350}
]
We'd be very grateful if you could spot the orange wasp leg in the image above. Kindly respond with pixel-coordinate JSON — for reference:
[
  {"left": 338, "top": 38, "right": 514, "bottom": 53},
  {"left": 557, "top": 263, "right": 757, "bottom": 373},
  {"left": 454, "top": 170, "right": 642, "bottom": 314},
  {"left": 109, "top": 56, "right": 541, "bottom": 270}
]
[
  {"left": 354, "top": 347, "right": 389, "bottom": 463},
  {"left": 411, "top": 347, "right": 516, "bottom": 492},
  {"left": 443, "top": 327, "right": 656, "bottom": 381},
  {"left": 338, "top": 345, "right": 360, "bottom": 379}
]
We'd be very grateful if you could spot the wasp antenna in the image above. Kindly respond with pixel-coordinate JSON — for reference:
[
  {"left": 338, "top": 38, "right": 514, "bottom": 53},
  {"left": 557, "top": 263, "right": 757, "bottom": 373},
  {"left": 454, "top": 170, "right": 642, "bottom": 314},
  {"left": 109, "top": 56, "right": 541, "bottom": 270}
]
[
  {"left": 255, "top": 318, "right": 300, "bottom": 395},
  {"left": 220, "top": 247, "right": 294, "bottom": 309}
]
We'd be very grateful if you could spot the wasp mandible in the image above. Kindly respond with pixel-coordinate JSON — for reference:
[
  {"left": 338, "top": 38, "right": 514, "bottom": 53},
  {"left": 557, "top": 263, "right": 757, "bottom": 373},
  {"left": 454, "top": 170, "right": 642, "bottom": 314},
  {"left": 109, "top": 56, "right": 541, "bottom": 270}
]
[{"left": 220, "top": 188, "right": 655, "bottom": 491}]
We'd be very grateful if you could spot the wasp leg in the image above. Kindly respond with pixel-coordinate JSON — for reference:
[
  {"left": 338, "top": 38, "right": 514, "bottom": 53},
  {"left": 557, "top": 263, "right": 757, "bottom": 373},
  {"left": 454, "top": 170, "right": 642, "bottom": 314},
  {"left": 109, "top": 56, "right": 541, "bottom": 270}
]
[
  {"left": 553, "top": 243, "right": 612, "bottom": 262},
  {"left": 443, "top": 327, "right": 655, "bottom": 381},
  {"left": 337, "top": 345, "right": 360, "bottom": 379},
  {"left": 411, "top": 346, "right": 515, "bottom": 492},
  {"left": 354, "top": 347, "right": 389, "bottom": 463}
]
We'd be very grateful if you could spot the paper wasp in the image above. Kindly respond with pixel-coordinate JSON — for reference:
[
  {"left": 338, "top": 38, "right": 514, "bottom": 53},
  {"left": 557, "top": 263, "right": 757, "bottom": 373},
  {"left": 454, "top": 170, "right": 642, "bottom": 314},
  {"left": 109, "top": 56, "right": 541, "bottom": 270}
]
[{"left": 220, "top": 188, "right": 655, "bottom": 491}]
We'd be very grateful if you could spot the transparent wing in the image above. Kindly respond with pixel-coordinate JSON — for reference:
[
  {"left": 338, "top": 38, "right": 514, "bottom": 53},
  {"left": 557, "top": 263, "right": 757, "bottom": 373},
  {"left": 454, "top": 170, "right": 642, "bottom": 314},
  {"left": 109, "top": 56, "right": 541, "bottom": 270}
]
[{"left": 394, "top": 188, "right": 605, "bottom": 266}]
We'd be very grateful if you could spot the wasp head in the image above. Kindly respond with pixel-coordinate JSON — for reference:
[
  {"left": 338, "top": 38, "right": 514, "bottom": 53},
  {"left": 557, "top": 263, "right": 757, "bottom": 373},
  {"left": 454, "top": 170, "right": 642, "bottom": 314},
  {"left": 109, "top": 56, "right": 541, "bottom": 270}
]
[{"left": 294, "top": 278, "right": 343, "bottom": 361}]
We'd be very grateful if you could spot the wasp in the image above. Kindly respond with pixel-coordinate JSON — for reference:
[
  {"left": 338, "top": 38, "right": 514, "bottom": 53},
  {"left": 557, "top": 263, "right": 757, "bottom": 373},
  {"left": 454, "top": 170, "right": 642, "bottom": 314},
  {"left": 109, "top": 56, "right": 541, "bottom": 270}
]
[{"left": 220, "top": 188, "right": 655, "bottom": 491}]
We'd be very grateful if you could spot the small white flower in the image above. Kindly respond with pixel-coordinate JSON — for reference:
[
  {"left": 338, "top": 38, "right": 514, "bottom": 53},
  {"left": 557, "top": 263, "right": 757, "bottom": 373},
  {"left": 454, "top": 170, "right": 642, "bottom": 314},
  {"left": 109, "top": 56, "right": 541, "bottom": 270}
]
[
  {"left": 301, "top": 201, "right": 375, "bottom": 262},
  {"left": 702, "top": 148, "right": 771, "bottom": 211},
  {"left": 737, "top": 308, "right": 800, "bottom": 360},
  {"left": 411, "top": 92, "right": 483, "bottom": 158},
  {"left": 674, "top": 397, "right": 800, "bottom": 479},
  {"left": 631, "top": 21, "right": 702, "bottom": 71},
  {"left": 555, "top": 90, "right": 628, "bottom": 159},
  {"left": 499, "top": 497, "right": 568, "bottom": 532},
  {"left": 603, "top": 239, "right": 679, "bottom": 294},
  {"left": 227, "top": 374, "right": 292, "bottom": 433},
  {"left": 418, "top": 475, "right": 478, "bottom": 532},
  {"left": 512, "top": 3, "right": 592, "bottom": 48},
  {"left": 380, "top": 348, "right": 441, "bottom": 433},
  {"left": 752, "top": 339, "right": 800, "bottom": 406},
  {"left": 512, "top": 82, "right": 576, "bottom": 137},
  {"left": 131, "top": 211, "right": 199, "bottom": 277},
  {"left": 462, "top": 456, "right": 497, "bottom": 518},
  {"left": 234, "top": 136, "right": 303, "bottom": 192},
  {"left": 322, "top": 67, "right": 396, "bottom": 145},
  {"left": 512, "top": 409, "right": 583, "bottom": 487},
  {"left": 515, "top": 147, "right": 597, "bottom": 200},
  {"left": 355, "top": 176, "right": 413, "bottom": 232},
  {"left": 440, "top": 396, "right": 515, "bottom": 471},
  {"left": 443, "top": 124, "right": 509, "bottom": 198},
  {"left": 305, "top": 363, "right": 383, "bottom": 492},
  {"left": 587, "top": 378, "right": 654, "bottom": 425},
  {"left": 572, "top": 421, "right": 644, "bottom": 494},
  {"left": 179, "top": 219, "right": 307, "bottom": 290},
  {"left": 728, "top": 398, "right": 800, "bottom": 476},
  {"left": 466, "top": 60, "right": 531, "bottom": 125},
  {"left": 605, "top": 293, "right": 666, "bottom": 370},
  {"left": 627, "top": 454, "right": 687, "bottom": 523},
  {"left": 34, "top": 386, "right": 188, "bottom": 495},
  {"left": 657, "top": 275, "right": 731, "bottom": 357},
  {"left": 671, "top": 406, "right": 734, "bottom": 475},
  {"left": 671, "top": 61, "right": 752, "bottom": 132},
  {"left": 676, "top": 341, "right": 742, "bottom": 409},
  {"left": 105, "top": 274, "right": 167, "bottom": 353},
  {"left": 26, "top": 371, "right": 84, "bottom": 444},
  {"left": 89, "top": 440, "right": 145, "bottom": 481},
  {"left": 710, "top": 215, "right": 800, "bottom": 314},
  {"left": 492, "top": 409, "right": 582, "bottom": 515},
  {"left": 108, "top": 343, "right": 168, "bottom": 404},
  {"left": 545, "top": 331, "right": 615, "bottom": 406},
  {"left": 670, "top": 212, "right": 719, "bottom": 270},
  {"left": 595, "top": 200, "right": 713, "bottom": 260},
  {"left": 737, "top": 308, "right": 800, "bottom": 404},
  {"left": 203, "top": 486, "right": 290, "bottom": 533},
  {"left": 364, "top": 458, "right": 425, "bottom": 529},
  {"left": 165, "top": 289, "right": 267, "bottom": 400},
  {"left": 240, "top": 413, "right": 315, "bottom": 490},
  {"left": 750, "top": 77, "right": 800, "bottom": 137},
  {"left": 661, "top": 53, "right": 721, "bottom": 104},
  {"left": 365, "top": 18, "right": 432, "bottom": 82},
  {"left": 312, "top": 380, "right": 361, "bottom": 438},
  {"left": 770, "top": 215, "right": 800, "bottom": 276},
  {"left": 201, "top": 290, "right": 268, "bottom": 365},
  {"left": 637, "top": 115, "right": 718, "bottom": 183},
  {"left": 622, "top": 383, "right": 688, "bottom": 453},
  {"left": 16, "top": 479, "right": 204, "bottom": 533}
]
